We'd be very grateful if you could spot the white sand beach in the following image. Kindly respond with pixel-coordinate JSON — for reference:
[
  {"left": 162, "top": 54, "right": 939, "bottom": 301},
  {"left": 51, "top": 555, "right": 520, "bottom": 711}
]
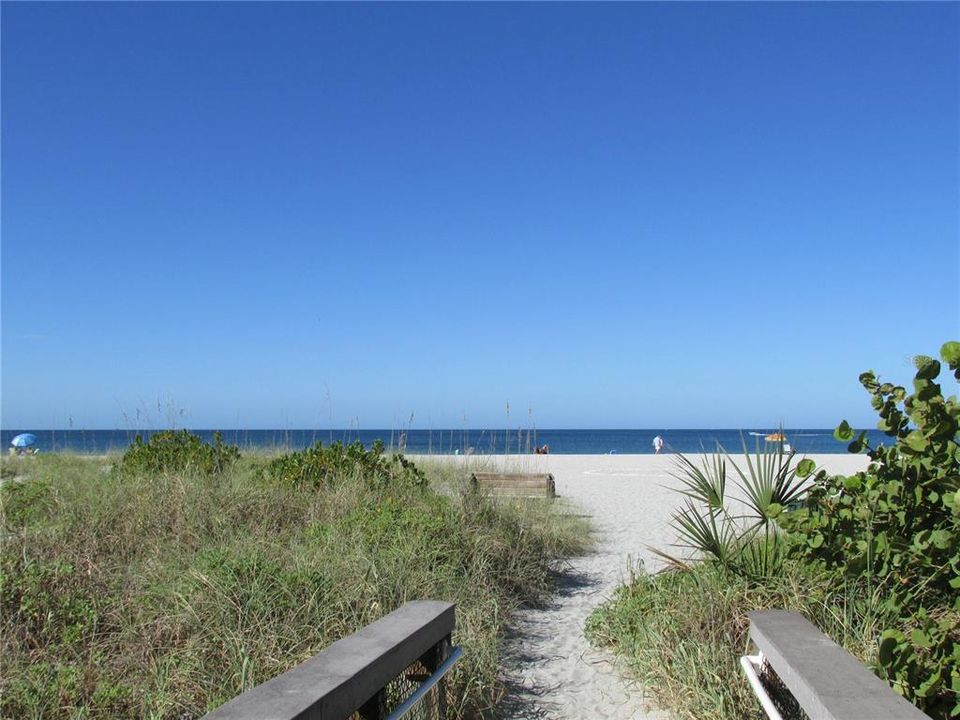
[{"left": 440, "top": 453, "right": 871, "bottom": 720}]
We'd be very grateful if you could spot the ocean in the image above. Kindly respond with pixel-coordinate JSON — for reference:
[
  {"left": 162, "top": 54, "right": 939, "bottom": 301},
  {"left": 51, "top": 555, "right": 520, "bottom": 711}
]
[{"left": 0, "top": 427, "right": 891, "bottom": 456}]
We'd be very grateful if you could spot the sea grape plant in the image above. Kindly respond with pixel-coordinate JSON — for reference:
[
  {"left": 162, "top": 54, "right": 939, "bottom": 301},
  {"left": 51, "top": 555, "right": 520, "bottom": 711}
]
[
  {"left": 263, "top": 439, "right": 426, "bottom": 489},
  {"left": 113, "top": 430, "right": 240, "bottom": 478},
  {"left": 782, "top": 341, "right": 960, "bottom": 718}
]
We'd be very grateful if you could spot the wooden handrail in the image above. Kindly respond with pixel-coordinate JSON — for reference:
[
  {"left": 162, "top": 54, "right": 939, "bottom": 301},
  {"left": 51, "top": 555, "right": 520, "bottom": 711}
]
[
  {"left": 745, "top": 610, "right": 929, "bottom": 720},
  {"left": 204, "top": 601, "right": 455, "bottom": 720}
]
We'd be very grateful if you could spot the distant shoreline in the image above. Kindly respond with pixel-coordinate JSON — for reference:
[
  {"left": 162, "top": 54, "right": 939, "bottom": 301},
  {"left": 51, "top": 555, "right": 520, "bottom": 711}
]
[{"left": 0, "top": 427, "right": 885, "bottom": 456}]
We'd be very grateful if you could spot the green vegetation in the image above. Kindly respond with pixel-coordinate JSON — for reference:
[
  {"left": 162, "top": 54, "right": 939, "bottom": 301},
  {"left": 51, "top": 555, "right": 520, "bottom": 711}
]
[
  {"left": 663, "top": 437, "right": 811, "bottom": 578},
  {"left": 782, "top": 343, "right": 960, "bottom": 716},
  {"left": 590, "top": 341, "right": 959, "bottom": 719},
  {"left": 112, "top": 429, "right": 240, "bottom": 478},
  {"left": 1, "top": 445, "right": 589, "bottom": 719},
  {"left": 263, "top": 438, "right": 426, "bottom": 489},
  {"left": 587, "top": 560, "right": 882, "bottom": 719}
]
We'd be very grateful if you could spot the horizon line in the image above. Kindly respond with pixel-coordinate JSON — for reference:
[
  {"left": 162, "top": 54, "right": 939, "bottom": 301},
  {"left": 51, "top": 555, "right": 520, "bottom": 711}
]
[{"left": 1, "top": 425, "right": 851, "bottom": 432}]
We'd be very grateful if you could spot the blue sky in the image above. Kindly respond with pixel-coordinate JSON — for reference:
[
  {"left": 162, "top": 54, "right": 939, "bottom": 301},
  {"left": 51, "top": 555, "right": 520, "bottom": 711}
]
[{"left": 2, "top": 2, "right": 958, "bottom": 430}]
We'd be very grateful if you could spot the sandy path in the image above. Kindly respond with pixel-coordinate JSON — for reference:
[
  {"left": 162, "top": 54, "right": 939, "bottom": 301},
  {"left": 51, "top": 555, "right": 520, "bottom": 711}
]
[{"left": 431, "top": 453, "right": 869, "bottom": 720}]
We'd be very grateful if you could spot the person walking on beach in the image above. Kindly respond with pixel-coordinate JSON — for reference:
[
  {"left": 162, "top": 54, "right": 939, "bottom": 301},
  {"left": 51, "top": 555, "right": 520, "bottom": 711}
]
[{"left": 652, "top": 435, "right": 664, "bottom": 454}]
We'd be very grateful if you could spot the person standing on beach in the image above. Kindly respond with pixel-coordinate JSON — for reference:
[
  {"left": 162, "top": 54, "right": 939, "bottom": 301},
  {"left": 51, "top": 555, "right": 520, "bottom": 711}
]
[{"left": 653, "top": 435, "right": 664, "bottom": 454}]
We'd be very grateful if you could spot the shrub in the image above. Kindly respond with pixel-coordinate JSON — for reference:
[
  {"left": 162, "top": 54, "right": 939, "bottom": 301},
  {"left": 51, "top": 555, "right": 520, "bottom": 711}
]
[
  {"left": 113, "top": 430, "right": 240, "bottom": 478},
  {"left": 781, "top": 341, "right": 960, "bottom": 717},
  {"left": 262, "top": 439, "right": 426, "bottom": 489}
]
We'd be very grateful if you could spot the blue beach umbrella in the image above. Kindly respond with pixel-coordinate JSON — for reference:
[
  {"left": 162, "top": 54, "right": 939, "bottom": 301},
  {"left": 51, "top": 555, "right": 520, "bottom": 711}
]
[{"left": 11, "top": 433, "right": 37, "bottom": 448}]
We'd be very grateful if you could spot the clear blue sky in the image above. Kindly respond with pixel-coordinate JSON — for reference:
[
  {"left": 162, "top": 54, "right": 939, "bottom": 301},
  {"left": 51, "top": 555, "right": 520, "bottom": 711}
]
[{"left": 2, "top": 2, "right": 958, "bottom": 430}]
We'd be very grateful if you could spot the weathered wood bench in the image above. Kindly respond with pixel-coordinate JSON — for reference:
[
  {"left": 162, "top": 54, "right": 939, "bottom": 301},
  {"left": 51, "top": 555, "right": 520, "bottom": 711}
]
[
  {"left": 469, "top": 472, "right": 556, "bottom": 498},
  {"left": 742, "top": 610, "right": 929, "bottom": 720},
  {"left": 203, "top": 601, "right": 460, "bottom": 720}
]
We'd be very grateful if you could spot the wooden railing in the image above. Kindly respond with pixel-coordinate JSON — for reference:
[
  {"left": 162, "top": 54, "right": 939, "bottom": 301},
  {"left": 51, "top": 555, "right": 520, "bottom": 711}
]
[
  {"left": 204, "top": 600, "right": 459, "bottom": 720},
  {"left": 741, "top": 610, "right": 929, "bottom": 720}
]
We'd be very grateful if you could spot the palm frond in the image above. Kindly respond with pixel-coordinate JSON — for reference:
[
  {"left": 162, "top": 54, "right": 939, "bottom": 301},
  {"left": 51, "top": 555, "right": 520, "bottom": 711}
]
[
  {"left": 668, "top": 446, "right": 726, "bottom": 510},
  {"left": 667, "top": 429, "right": 812, "bottom": 579},
  {"left": 727, "top": 430, "right": 807, "bottom": 526},
  {"left": 735, "top": 532, "right": 788, "bottom": 579},
  {"left": 671, "top": 500, "right": 736, "bottom": 564}
]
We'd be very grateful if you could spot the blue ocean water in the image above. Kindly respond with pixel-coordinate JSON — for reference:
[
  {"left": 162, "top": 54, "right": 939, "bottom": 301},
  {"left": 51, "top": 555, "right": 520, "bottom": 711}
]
[{"left": 0, "top": 428, "right": 893, "bottom": 456}]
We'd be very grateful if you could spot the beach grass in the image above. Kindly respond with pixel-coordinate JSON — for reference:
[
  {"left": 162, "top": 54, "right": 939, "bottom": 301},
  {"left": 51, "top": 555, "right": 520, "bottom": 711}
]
[{"left": 0, "top": 452, "right": 590, "bottom": 719}]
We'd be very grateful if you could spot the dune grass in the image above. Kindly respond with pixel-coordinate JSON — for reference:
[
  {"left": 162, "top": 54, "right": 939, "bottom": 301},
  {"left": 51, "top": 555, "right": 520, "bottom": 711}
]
[
  {"left": 586, "top": 558, "right": 885, "bottom": 720},
  {"left": 0, "top": 453, "right": 590, "bottom": 719}
]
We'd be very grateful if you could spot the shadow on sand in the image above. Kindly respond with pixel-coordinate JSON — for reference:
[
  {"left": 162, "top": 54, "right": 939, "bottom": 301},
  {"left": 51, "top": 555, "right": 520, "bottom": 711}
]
[{"left": 494, "top": 566, "right": 601, "bottom": 719}]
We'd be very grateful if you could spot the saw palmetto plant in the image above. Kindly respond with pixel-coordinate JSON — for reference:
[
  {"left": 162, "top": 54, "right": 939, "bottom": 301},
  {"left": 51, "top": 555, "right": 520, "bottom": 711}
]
[{"left": 657, "top": 433, "right": 815, "bottom": 578}]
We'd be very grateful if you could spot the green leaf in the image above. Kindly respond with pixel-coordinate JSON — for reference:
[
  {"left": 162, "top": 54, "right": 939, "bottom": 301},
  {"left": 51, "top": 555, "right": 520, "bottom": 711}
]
[
  {"left": 930, "top": 529, "right": 952, "bottom": 549},
  {"left": 796, "top": 458, "right": 815, "bottom": 478},
  {"left": 941, "top": 341, "right": 960, "bottom": 366},
  {"left": 948, "top": 492, "right": 960, "bottom": 515},
  {"left": 835, "top": 421, "right": 854, "bottom": 442},
  {"left": 912, "top": 628, "right": 933, "bottom": 648},
  {"left": 906, "top": 431, "right": 929, "bottom": 452},
  {"left": 843, "top": 475, "right": 863, "bottom": 491},
  {"left": 878, "top": 631, "right": 902, "bottom": 667},
  {"left": 914, "top": 355, "right": 941, "bottom": 380}
]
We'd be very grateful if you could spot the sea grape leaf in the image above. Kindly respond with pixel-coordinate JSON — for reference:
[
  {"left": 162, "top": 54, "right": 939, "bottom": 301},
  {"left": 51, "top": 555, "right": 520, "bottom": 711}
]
[
  {"left": 914, "top": 355, "right": 940, "bottom": 380},
  {"left": 835, "top": 420, "right": 854, "bottom": 442},
  {"left": 940, "top": 341, "right": 960, "bottom": 366}
]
